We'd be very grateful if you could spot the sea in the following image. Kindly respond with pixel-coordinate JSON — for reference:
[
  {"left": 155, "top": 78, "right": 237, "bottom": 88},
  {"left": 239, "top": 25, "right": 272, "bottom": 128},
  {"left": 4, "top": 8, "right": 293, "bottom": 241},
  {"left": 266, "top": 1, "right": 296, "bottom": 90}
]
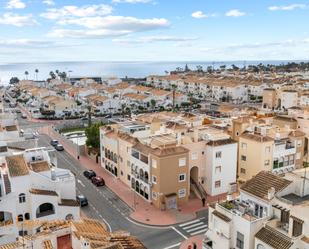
[{"left": 0, "top": 60, "right": 307, "bottom": 85}]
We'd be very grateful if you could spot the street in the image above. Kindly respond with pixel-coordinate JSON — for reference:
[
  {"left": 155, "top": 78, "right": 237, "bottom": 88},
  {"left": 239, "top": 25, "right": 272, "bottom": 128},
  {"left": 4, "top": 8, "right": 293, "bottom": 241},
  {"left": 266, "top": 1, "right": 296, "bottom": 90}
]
[{"left": 14, "top": 114, "right": 209, "bottom": 249}]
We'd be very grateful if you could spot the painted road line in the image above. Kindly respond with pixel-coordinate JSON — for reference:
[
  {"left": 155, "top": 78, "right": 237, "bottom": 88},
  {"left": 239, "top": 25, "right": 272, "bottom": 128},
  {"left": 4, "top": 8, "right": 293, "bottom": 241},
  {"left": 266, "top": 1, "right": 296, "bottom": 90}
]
[
  {"left": 181, "top": 222, "right": 204, "bottom": 229},
  {"left": 162, "top": 242, "right": 181, "bottom": 249},
  {"left": 179, "top": 219, "right": 200, "bottom": 227},
  {"left": 77, "top": 179, "right": 85, "bottom": 187},
  {"left": 190, "top": 228, "right": 208, "bottom": 236},
  {"left": 171, "top": 226, "right": 188, "bottom": 240},
  {"left": 186, "top": 224, "right": 208, "bottom": 233}
]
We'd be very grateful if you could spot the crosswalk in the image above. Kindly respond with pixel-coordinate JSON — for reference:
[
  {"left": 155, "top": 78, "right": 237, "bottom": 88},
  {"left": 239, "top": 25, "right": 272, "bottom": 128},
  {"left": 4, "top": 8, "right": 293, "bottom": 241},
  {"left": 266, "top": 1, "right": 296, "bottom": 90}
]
[{"left": 178, "top": 218, "right": 208, "bottom": 236}]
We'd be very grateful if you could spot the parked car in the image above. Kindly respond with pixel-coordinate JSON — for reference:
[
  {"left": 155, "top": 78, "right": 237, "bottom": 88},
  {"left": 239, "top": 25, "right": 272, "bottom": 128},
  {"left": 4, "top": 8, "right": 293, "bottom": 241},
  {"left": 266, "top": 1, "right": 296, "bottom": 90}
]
[
  {"left": 15, "top": 109, "right": 21, "bottom": 113},
  {"left": 21, "top": 113, "right": 27, "bottom": 119},
  {"left": 76, "top": 195, "right": 88, "bottom": 207},
  {"left": 91, "top": 176, "right": 105, "bottom": 186},
  {"left": 50, "top": 140, "right": 59, "bottom": 146},
  {"left": 55, "top": 144, "right": 64, "bottom": 151},
  {"left": 83, "top": 170, "right": 96, "bottom": 179}
]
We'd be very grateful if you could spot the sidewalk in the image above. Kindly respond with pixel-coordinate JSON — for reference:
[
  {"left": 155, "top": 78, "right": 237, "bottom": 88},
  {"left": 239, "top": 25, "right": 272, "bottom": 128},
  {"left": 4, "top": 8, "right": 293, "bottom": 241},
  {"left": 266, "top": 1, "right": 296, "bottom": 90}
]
[
  {"left": 179, "top": 235, "right": 204, "bottom": 249},
  {"left": 40, "top": 125, "right": 226, "bottom": 226}
]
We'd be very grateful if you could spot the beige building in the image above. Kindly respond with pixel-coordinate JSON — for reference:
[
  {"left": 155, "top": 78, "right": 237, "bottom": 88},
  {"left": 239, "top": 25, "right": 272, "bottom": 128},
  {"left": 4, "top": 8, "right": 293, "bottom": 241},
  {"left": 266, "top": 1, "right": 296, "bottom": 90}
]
[
  {"left": 262, "top": 88, "right": 277, "bottom": 109},
  {"left": 238, "top": 129, "right": 305, "bottom": 182}
]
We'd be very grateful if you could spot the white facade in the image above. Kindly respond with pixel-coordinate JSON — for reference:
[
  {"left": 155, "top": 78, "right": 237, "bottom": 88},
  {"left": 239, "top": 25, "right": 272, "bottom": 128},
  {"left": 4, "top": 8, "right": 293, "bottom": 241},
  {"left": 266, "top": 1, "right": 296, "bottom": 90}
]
[
  {"left": 280, "top": 91, "right": 298, "bottom": 109},
  {"left": 0, "top": 148, "right": 80, "bottom": 245}
]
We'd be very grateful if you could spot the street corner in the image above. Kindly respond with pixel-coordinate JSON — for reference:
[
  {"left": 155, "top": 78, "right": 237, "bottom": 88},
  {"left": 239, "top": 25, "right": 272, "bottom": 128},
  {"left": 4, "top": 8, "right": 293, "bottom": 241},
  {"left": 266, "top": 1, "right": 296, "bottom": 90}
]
[{"left": 179, "top": 235, "right": 204, "bottom": 249}]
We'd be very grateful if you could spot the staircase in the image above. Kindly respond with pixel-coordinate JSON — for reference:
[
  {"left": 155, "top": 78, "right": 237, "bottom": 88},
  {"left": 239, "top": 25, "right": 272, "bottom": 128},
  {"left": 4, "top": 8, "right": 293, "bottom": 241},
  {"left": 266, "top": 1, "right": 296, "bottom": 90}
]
[{"left": 190, "top": 177, "right": 207, "bottom": 200}]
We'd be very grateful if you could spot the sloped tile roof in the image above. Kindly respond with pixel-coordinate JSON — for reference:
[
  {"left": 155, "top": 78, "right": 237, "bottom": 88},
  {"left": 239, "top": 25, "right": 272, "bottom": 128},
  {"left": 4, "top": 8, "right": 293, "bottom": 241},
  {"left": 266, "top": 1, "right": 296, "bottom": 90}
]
[{"left": 255, "top": 226, "right": 293, "bottom": 249}]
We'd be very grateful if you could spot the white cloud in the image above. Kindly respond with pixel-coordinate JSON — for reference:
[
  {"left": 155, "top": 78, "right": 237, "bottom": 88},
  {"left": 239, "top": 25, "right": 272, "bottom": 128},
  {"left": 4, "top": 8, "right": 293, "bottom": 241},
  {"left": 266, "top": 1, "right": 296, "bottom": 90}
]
[
  {"left": 42, "top": 0, "right": 55, "bottom": 6},
  {"left": 47, "top": 17, "right": 169, "bottom": 38},
  {"left": 225, "top": 9, "right": 246, "bottom": 17},
  {"left": 112, "top": 0, "right": 152, "bottom": 3},
  {"left": 0, "top": 13, "right": 37, "bottom": 27},
  {"left": 0, "top": 39, "right": 64, "bottom": 48},
  {"left": 268, "top": 4, "right": 306, "bottom": 11},
  {"left": 41, "top": 4, "right": 113, "bottom": 20},
  {"left": 7, "top": 0, "right": 26, "bottom": 9},
  {"left": 191, "top": 11, "right": 206, "bottom": 19},
  {"left": 113, "top": 35, "right": 198, "bottom": 44},
  {"left": 191, "top": 11, "right": 216, "bottom": 19}
]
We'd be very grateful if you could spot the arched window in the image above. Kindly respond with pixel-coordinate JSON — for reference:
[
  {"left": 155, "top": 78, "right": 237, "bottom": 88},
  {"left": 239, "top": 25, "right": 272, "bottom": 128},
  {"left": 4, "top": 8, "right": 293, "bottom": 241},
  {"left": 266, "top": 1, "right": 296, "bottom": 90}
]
[
  {"left": 139, "top": 169, "right": 144, "bottom": 180},
  {"left": 257, "top": 244, "right": 265, "bottom": 249},
  {"left": 19, "top": 193, "right": 26, "bottom": 203},
  {"left": 135, "top": 181, "right": 139, "bottom": 192},
  {"left": 24, "top": 213, "right": 30, "bottom": 220},
  {"left": 17, "top": 214, "right": 23, "bottom": 222},
  {"left": 36, "top": 203, "right": 55, "bottom": 218},
  {"left": 144, "top": 172, "right": 149, "bottom": 183}
]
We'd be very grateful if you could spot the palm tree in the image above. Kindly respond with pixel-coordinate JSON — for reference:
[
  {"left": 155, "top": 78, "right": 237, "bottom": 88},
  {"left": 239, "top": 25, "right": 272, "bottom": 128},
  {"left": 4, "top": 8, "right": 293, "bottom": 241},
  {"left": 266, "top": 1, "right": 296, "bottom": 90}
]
[
  {"left": 150, "top": 99, "right": 156, "bottom": 110},
  {"left": 24, "top": 71, "right": 29, "bottom": 80},
  {"left": 35, "top": 69, "right": 39, "bottom": 81},
  {"left": 171, "top": 84, "right": 177, "bottom": 111}
]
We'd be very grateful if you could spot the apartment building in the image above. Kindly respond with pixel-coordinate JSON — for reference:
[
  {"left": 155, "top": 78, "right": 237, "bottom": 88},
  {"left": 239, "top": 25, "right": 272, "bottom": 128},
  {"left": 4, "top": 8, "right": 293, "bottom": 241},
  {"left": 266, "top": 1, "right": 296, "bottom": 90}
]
[
  {"left": 100, "top": 113, "right": 238, "bottom": 209},
  {"left": 0, "top": 148, "right": 80, "bottom": 245},
  {"left": 238, "top": 129, "right": 305, "bottom": 182},
  {"left": 203, "top": 170, "right": 309, "bottom": 249},
  {"left": 262, "top": 88, "right": 277, "bottom": 109}
]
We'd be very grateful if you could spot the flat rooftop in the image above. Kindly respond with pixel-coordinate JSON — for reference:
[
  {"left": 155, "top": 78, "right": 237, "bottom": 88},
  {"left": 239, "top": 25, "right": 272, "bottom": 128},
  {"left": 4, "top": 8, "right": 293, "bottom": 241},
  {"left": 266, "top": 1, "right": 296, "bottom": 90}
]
[{"left": 280, "top": 193, "right": 309, "bottom": 205}]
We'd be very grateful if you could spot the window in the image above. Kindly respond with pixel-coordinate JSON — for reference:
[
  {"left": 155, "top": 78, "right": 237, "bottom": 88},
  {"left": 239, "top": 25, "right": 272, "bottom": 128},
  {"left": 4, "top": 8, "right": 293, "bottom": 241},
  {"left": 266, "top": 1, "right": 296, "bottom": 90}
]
[
  {"left": 179, "top": 158, "right": 186, "bottom": 167},
  {"left": 297, "top": 140, "right": 302, "bottom": 147},
  {"left": 19, "top": 193, "right": 26, "bottom": 203},
  {"left": 240, "top": 168, "right": 246, "bottom": 174},
  {"left": 215, "top": 166, "right": 221, "bottom": 173},
  {"left": 236, "top": 232, "right": 244, "bottom": 249},
  {"left": 215, "top": 180, "right": 221, "bottom": 188},
  {"left": 152, "top": 175, "right": 157, "bottom": 184},
  {"left": 127, "top": 174, "right": 131, "bottom": 181},
  {"left": 241, "top": 143, "right": 247, "bottom": 149},
  {"left": 152, "top": 191, "right": 157, "bottom": 200},
  {"left": 121, "top": 171, "right": 123, "bottom": 176},
  {"left": 241, "top": 155, "right": 246, "bottom": 161},
  {"left": 152, "top": 159, "right": 157, "bottom": 168},
  {"left": 215, "top": 151, "right": 222, "bottom": 158},
  {"left": 179, "top": 174, "right": 186, "bottom": 182},
  {"left": 264, "top": 160, "right": 270, "bottom": 166},
  {"left": 178, "top": 189, "right": 186, "bottom": 198},
  {"left": 191, "top": 152, "right": 198, "bottom": 160},
  {"left": 202, "top": 151, "right": 205, "bottom": 155},
  {"left": 265, "top": 146, "right": 271, "bottom": 153}
]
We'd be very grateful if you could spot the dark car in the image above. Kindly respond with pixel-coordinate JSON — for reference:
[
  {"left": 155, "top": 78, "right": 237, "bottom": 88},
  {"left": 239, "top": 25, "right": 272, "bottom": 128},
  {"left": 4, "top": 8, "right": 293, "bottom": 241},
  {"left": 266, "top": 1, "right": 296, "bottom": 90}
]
[
  {"left": 50, "top": 140, "right": 59, "bottom": 146},
  {"left": 83, "top": 170, "right": 96, "bottom": 179},
  {"left": 76, "top": 195, "right": 88, "bottom": 207},
  {"left": 91, "top": 176, "right": 105, "bottom": 186},
  {"left": 55, "top": 144, "right": 64, "bottom": 151},
  {"left": 15, "top": 109, "right": 21, "bottom": 113}
]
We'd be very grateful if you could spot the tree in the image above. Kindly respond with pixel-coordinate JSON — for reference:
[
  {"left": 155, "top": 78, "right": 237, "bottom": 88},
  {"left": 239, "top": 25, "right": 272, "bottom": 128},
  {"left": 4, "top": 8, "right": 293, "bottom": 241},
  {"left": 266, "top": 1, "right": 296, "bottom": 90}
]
[
  {"left": 24, "top": 71, "right": 29, "bottom": 80},
  {"left": 188, "top": 92, "right": 193, "bottom": 110},
  {"left": 150, "top": 99, "right": 156, "bottom": 110},
  {"left": 85, "top": 123, "right": 101, "bottom": 151},
  {"left": 35, "top": 69, "right": 39, "bottom": 81},
  {"left": 49, "top": 71, "right": 56, "bottom": 79},
  {"left": 9, "top": 77, "right": 19, "bottom": 85}
]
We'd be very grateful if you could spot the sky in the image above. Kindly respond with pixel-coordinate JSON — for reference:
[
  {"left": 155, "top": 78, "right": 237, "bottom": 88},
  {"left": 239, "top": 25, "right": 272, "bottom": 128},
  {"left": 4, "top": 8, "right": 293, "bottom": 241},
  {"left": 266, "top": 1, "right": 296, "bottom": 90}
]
[{"left": 0, "top": 0, "right": 309, "bottom": 63}]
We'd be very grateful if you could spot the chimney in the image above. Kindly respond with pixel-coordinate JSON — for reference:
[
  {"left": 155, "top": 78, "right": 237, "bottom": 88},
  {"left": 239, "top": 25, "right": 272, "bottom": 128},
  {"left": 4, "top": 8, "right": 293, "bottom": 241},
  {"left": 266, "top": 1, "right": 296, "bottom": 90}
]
[
  {"left": 51, "top": 168, "right": 56, "bottom": 181},
  {"left": 267, "top": 187, "right": 275, "bottom": 200}
]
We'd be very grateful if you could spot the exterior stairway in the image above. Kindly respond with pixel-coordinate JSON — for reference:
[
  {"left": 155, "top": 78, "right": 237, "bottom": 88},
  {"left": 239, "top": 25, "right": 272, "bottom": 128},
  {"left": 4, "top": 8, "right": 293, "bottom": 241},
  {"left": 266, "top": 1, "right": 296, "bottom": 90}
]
[{"left": 190, "top": 177, "right": 207, "bottom": 200}]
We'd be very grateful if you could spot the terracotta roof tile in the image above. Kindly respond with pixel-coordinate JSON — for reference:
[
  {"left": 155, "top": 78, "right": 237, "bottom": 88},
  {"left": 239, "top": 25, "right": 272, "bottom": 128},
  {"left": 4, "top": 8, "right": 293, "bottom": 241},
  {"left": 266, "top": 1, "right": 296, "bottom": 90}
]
[
  {"left": 240, "top": 171, "right": 291, "bottom": 200},
  {"left": 212, "top": 210, "right": 231, "bottom": 223},
  {"left": 29, "top": 188, "right": 58, "bottom": 196},
  {"left": 255, "top": 226, "right": 293, "bottom": 249},
  {"left": 6, "top": 154, "right": 29, "bottom": 177}
]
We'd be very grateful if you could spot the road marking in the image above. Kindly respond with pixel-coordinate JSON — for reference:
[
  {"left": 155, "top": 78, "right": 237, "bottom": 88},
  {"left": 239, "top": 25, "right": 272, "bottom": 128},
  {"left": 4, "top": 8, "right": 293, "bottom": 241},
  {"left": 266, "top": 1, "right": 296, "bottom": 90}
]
[
  {"left": 171, "top": 226, "right": 188, "bottom": 239},
  {"left": 186, "top": 224, "right": 208, "bottom": 233},
  {"left": 181, "top": 222, "right": 204, "bottom": 229},
  {"left": 162, "top": 242, "right": 181, "bottom": 249},
  {"left": 179, "top": 219, "right": 201, "bottom": 227},
  {"left": 190, "top": 228, "right": 208, "bottom": 236},
  {"left": 77, "top": 179, "right": 85, "bottom": 187},
  {"left": 125, "top": 217, "right": 169, "bottom": 229}
]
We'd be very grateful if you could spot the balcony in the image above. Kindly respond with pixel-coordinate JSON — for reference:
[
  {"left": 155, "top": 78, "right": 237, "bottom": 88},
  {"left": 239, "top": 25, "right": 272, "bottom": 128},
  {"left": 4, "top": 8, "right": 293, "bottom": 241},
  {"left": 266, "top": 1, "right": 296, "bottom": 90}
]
[{"left": 267, "top": 218, "right": 289, "bottom": 236}]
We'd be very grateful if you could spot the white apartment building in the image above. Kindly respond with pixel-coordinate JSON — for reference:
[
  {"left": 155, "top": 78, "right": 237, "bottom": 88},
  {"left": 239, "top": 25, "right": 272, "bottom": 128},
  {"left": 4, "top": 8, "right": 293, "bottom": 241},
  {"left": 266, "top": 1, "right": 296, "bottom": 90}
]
[
  {"left": 0, "top": 148, "right": 80, "bottom": 245},
  {"left": 280, "top": 90, "right": 298, "bottom": 109},
  {"left": 203, "top": 170, "right": 309, "bottom": 249}
]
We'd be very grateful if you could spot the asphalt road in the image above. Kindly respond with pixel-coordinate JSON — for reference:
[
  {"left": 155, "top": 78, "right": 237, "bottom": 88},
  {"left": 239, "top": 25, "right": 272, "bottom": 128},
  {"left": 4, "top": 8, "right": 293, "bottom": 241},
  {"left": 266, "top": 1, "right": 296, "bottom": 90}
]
[{"left": 15, "top": 114, "right": 209, "bottom": 249}]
